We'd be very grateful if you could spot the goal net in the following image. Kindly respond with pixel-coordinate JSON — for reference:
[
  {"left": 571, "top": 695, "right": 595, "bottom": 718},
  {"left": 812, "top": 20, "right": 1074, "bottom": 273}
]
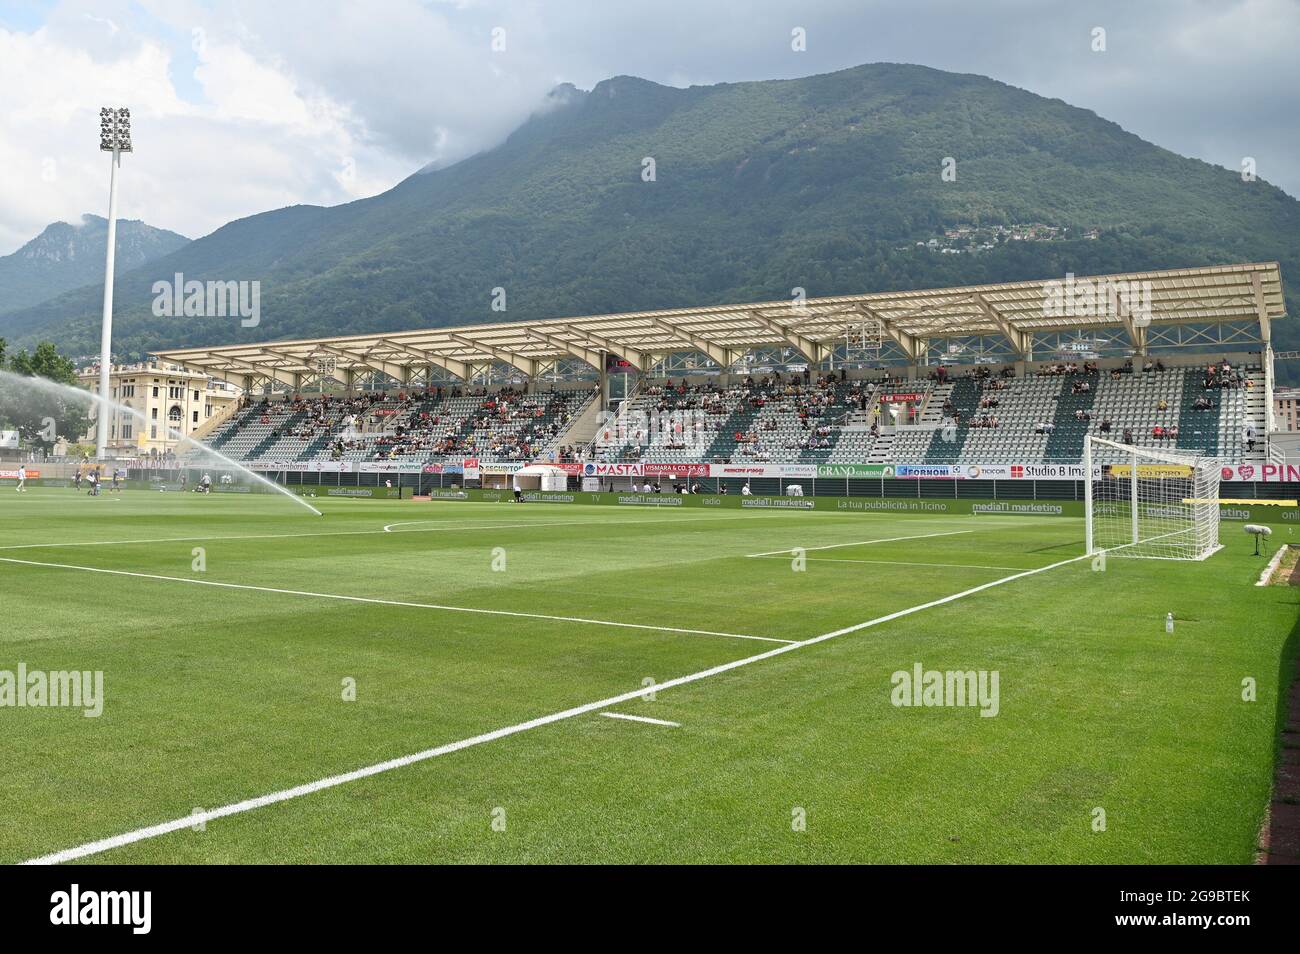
[{"left": 1084, "top": 435, "right": 1222, "bottom": 561}]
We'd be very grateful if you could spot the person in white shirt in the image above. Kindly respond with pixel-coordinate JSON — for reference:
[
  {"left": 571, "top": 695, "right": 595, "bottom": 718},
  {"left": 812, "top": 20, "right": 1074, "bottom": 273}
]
[
  {"left": 15, "top": 465, "right": 26, "bottom": 492},
  {"left": 200, "top": 473, "right": 212, "bottom": 494},
  {"left": 741, "top": 482, "right": 752, "bottom": 496}
]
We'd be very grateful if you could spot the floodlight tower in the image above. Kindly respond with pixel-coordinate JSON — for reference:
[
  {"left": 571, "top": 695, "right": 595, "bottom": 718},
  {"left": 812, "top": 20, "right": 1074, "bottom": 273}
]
[{"left": 95, "top": 106, "right": 132, "bottom": 460}]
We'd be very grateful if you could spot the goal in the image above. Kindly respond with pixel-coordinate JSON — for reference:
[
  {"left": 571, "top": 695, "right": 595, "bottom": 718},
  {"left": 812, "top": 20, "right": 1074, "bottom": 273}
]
[{"left": 1084, "top": 435, "right": 1222, "bottom": 561}]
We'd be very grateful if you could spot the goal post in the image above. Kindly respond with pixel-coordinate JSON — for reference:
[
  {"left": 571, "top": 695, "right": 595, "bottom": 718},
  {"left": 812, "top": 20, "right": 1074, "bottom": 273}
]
[{"left": 1084, "top": 434, "right": 1222, "bottom": 561}]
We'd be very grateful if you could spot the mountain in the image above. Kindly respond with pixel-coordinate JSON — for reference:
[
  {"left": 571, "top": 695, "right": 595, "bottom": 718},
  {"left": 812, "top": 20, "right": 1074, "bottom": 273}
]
[
  {"left": 0, "top": 215, "right": 189, "bottom": 318},
  {"left": 5, "top": 63, "right": 1299, "bottom": 379}
]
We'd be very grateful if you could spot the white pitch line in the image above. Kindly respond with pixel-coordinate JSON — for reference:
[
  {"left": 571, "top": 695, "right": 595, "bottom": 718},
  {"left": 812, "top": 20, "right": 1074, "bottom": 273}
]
[
  {"left": 0, "top": 523, "right": 545, "bottom": 551},
  {"left": 599, "top": 712, "right": 680, "bottom": 727},
  {"left": 748, "top": 555, "right": 1029, "bottom": 571},
  {"left": 0, "top": 556, "right": 790, "bottom": 645},
  {"left": 382, "top": 519, "right": 565, "bottom": 533},
  {"left": 745, "top": 529, "right": 971, "bottom": 558},
  {"left": 0, "top": 513, "right": 766, "bottom": 552},
  {"left": 19, "top": 548, "right": 1088, "bottom": 865}
]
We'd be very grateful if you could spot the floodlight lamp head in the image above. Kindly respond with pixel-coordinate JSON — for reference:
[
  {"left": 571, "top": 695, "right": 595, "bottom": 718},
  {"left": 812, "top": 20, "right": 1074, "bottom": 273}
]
[{"left": 98, "top": 106, "right": 133, "bottom": 153}]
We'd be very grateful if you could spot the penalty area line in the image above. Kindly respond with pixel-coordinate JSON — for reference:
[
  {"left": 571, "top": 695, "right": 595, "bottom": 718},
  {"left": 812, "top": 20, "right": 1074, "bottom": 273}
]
[
  {"left": 19, "top": 548, "right": 1088, "bottom": 865},
  {"left": 745, "top": 528, "right": 971, "bottom": 558},
  {"left": 747, "top": 555, "right": 1029, "bottom": 571}
]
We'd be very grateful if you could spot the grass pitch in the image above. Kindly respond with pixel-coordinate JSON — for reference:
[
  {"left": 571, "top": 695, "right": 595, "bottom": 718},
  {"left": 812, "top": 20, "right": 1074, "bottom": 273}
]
[{"left": 0, "top": 487, "right": 1295, "bottom": 864}]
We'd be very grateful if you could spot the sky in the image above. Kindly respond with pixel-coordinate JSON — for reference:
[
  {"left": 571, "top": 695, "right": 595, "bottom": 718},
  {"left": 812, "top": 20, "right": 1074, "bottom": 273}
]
[{"left": 0, "top": 0, "right": 1297, "bottom": 256}]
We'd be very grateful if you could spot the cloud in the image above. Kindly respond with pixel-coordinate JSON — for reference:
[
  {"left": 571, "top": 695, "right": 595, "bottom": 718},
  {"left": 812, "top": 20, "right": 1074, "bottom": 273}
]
[
  {"left": 1, "top": 0, "right": 1297, "bottom": 257},
  {"left": 0, "top": 0, "right": 418, "bottom": 254}
]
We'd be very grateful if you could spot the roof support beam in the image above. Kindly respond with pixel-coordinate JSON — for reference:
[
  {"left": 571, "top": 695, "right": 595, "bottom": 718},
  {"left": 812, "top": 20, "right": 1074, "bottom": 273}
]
[
  {"left": 972, "top": 294, "right": 1028, "bottom": 356},
  {"left": 1108, "top": 291, "right": 1148, "bottom": 355},
  {"left": 203, "top": 356, "right": 300, "bottom": 390},
  {"left": 523, "top": 329, "right": 603, "bottom": 371},
  {"left": 260, "top": 348, "right": 349, "bottom": 387},
  {"left": 556, "top": 326, "right": 644, "bottom": 370},
  {"left": 449, "top": 334, "right": 538, "bottom": 378},
  {"left": 853, "top": 304, "right": 921, "bottom": 362},
  {"left": 312, "top": 344, "right": 409, "bottom": 384},
  {"left": 746, "top": 309, "right": 826, "bottom": 364},
  {"left": 648, "top": 319, "right": 733, "bottom": 368},
  {"left": 375, "top": 339, "right": 470, "bottom": 381}
]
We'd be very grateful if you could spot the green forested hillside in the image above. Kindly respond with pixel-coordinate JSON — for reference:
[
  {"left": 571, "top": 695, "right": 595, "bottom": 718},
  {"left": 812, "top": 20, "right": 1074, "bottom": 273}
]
[
  {"left": 0, "top": 215, "right": 188, "bottom": 316},
  {"left": 6, "top": 63, "right": 1298, "bottom": 377}
]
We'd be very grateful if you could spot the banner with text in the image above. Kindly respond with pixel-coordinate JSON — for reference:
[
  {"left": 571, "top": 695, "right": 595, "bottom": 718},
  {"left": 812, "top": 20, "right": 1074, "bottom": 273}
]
[{"left": 1220, "top": 463, "right": 1300, "bottom": 483}]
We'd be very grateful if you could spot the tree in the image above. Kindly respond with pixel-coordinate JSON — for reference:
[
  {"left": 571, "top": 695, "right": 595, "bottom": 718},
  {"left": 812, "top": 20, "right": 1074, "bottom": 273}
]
[
  {"left": 0, "top": 341, "right": 90, "bottom": 451},
  {"left": 10, "top": 341, "right": 80, "bottom": 385}
]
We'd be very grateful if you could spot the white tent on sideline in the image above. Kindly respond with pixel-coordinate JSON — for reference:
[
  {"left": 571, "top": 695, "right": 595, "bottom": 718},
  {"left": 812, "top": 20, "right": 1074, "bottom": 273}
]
[{"left": 512, "top": 464, "right": 568, "bottom": 492}]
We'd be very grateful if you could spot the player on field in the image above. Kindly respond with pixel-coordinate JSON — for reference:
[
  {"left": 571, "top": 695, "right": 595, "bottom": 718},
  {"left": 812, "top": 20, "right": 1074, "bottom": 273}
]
[{"left": 15, "top": 465, "right": 26, "bottom": 492}]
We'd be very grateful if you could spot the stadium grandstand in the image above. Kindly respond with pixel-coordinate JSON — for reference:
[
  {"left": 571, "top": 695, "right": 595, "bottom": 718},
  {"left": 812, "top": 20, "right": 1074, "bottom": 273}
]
[{"left": 149, "top": 262, "right": 1286, "bottom": 493}]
